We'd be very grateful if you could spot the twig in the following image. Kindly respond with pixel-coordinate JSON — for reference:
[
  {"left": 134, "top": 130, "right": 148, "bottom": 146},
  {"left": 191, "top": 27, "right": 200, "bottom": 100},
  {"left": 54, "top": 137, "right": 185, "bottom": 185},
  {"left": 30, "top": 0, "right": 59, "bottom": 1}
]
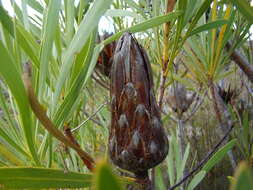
[
  {"left": 83, "top": 111, "right": 103, "bottom": 126},
  {"left": 168, "top": 123, "right": 235, "bottom": 190},
  {"left": 155, "top": 0, "right": 176, "bottom": 188},
  {"left": 71, "top": 101, "right": 107, "bottom": 132},
  {"left": 226, "top": 41, "right": 253, "bottom": 83},
  {"left": 22, "top": 63, "right": 95, "bottom": 171},
  {"left": 64, "top": 125, "right": 95, "bottom": 169},
  {"left": 158, "top": 74, "right": 167, "bottom": 109},
  {"left": 158, "top": 0, "right": 176, "bottom": 109}
]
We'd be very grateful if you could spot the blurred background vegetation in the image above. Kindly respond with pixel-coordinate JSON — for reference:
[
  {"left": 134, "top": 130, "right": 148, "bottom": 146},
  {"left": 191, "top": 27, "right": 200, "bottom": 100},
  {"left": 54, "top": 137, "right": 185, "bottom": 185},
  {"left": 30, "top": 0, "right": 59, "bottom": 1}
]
[{"left": 0, "top": 0, "right": 252, "bottom": 189}]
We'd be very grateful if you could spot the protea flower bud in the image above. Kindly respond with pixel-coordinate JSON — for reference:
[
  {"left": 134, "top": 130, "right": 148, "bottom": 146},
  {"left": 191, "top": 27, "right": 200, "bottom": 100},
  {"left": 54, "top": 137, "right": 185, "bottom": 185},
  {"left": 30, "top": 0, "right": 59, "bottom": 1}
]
[
  {"left": 109, "top": 32, "right": 168, "bottom": 178},
  {"left": 96, "top": 33, "right": 116, "bottom": 77}
]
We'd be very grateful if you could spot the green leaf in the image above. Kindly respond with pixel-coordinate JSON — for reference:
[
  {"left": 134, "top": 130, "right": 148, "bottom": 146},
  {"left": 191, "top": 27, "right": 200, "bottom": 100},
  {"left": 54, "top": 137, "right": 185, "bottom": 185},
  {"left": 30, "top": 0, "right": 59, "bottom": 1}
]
[
  {"left": 202, "top": 139, "right": 237, "bottom": 172},
  {"left": 16, "top": 23, "right": 40, "bottom": 68},
  {"left": 0, "top": 5, "right": 40, "bottom": 68},
  {"left": 53, "top": 34, "right": 98, "bottom": 127},
  {"left": 0, "top": 41, "right": 40, "bottom": 165},
  {"left": 0, "top": 144, "right": 24, "bottom": 166},
  {"left": 0, "top": 167, "right": 92, "bottom": 189},
  {"left": 53, "top": 0, "right": 112, "bottom": 109},
  {"left": 156, "top": 167, "right": 166, "bottom": 190},
  {"left": 184, "top": 0, "right": 213, "bottom": 38},
  {"left": 230, "top": 0, "right": 253, "bottom": 24},
  {"left": 26, "top": 0, "right": 44, "bottom": 14},
  {"left": 180, "top": 143, "right": 190, "bottom": 176},
  {"left": 187, "top": 171, "right": 206, "bottom": 190},
  {"left": 0, "top": 127, "right": 29, "bottom": 159},
  {"left": 230, "top": 161, "right": 253, "bottom": 190},
  {"left": 83, "top": 44, "right": 104, "bottom": 85},
  {"left": 94, "top": 161, "right": 123, "bottom": 190},
  {"left": 105, "top": 9, "right": 140, "bottom": 18},
  {"left": 167, "top": 134, "right": 175, "bottom": 186},
  {"left": 0, "top": 5, "right": 14, "bottom": 36},
  {"left": 103, "top": 11, "right": 182, "bottom": 45},
  {"left": 65, "top": 0, "right": 75, "bottom": 45},
  {"left": 38, "top": 0, "right": 61, "bottom": 98},
  {"left": 190, "top": 19, "right": 229, "bottom": 36}
]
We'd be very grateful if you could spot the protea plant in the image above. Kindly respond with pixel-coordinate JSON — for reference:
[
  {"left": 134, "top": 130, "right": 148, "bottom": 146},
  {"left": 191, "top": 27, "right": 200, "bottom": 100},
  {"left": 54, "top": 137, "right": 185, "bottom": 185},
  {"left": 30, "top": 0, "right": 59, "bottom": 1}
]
[{"left": 109, "top": 32, "right": 168, "bottom": 181}]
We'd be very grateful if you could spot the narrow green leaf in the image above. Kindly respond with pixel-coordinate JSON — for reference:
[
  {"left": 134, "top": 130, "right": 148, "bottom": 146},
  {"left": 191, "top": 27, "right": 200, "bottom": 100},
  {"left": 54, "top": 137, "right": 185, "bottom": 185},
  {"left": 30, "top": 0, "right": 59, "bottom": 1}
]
[
  {"left": 103, "top": 11, "right": 182, "bottom": 46},
  {"left": 0, "top": 127, "right": 29, "bottom": 158},
  {"left": 0, "top": 144, "right": 24, "bottom": 166},
  {"left": 125, "top": 0, "right": 146, "bottom": 18},
  {"left": 27, "top": 0, "right": 44, "bottom": 14},
  {"left": 0, "top": 5, "right": 40, "bottom": 68},
  {"left": 53, "top": 34, "right": 97, "bottom": 127},
  {"left": 156, "top": 167, "right": 166, "bottom": 190},
  {"left": 53, "top": 0, "right": 112, "bottom": 109},
  {"left": 0, "top": 41, "right": 40, "bottom": 165},
  {"left": 184, "top": 0, "right": 213, "bottom": 38},
  {"left": 230, "top": 0, "right": 253, "bottom": 23},
  {"left": 187, "top": 171, "right": 206, "bottom": 190},
  {"left": 183, "top": 0, "right": 198, "bottom": 25},
  {"left": 0, "top": 85, "right": 17, "bottom": 130},
  {"left": 0, "top": 167, "right": 92, "bottom": 189},
  {"left": 202, "top": 139, "right": 237, "bottom": 172},
  {"left": 167, "top": 133, "right": 175, "bottom": 186},
  {"left": 105, "top": 9, "right": 140, "bottom": 18},
  {"left": 38, "top": 0, "right": 61, "bottom": 98},
  {"left": 190, "top": 19, "right": 229, "bottom": 36},
  {"left": 16, "top": 23, "right": 40, "bottom": 68},
  {"left": 65, "top": 0, "right": 75, "bottom": 45},
  {"left": 21, "top": 0, "right": 30, "bottom": 31},
  {"left": 83, "top": 44, "right": 104, "bottom": 85},
  {"left": 0, "top": 5, "right": 14, "bottom": 35},
  {"left": 180, "top": 143, "right": 190, "bottom": 176}
]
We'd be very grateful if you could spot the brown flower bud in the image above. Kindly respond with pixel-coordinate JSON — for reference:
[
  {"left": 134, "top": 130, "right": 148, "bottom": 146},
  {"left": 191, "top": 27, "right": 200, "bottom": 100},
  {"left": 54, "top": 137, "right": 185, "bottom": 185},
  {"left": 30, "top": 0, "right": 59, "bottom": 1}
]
[
  {"left": 96, "top": 33, "right": 116, "bottom": 77},
  {"left": 109, "top": 32, "right": 168, "bottom": 177}
]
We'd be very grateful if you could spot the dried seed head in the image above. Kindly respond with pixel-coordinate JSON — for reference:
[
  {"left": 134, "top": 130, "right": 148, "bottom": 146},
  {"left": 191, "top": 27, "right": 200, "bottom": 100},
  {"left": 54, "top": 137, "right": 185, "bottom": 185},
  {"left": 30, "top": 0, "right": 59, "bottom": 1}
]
[
  {"left": 217, "top": 85, "right": 238, "bottom": 105},
  {"left": 165, "top": 82, "right": 194, "bottom": 114},
  {"left": 109, "top": 32, "right": 168, "bottom": 175}
]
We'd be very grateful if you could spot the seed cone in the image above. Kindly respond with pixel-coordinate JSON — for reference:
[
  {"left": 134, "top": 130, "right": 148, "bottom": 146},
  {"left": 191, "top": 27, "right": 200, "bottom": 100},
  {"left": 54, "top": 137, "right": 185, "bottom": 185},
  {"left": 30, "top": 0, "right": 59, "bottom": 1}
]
[{"left": 109, "top": 32, "right": 168, "bottom": 177}]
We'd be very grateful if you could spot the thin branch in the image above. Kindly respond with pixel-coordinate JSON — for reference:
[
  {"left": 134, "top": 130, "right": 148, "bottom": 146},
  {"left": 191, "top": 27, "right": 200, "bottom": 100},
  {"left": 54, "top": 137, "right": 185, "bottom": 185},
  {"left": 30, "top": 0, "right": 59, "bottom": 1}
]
[
  {"left": 64, "top": 125, "right": 95, "bottom": 169},
  {"left": 158, "top": 0, "right": 176, "bottom": 109},
  {"left": 71, "top": 101, "right": 107, "bottom": 132},
  {"left": 226, "top": 42, "right": 253, "bottom": 83},
  {"left": 22, "top": 63, "right": 95, "bottom": 171},
  {"left": 83, "top": 111, "right": 103, "bottom": 126}
]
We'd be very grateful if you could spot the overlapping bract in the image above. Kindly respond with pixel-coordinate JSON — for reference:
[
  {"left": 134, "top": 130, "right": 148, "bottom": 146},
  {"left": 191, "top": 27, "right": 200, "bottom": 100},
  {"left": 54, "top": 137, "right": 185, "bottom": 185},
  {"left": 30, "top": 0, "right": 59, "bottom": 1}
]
[{"left": 109, "top": 32, "right": 168, "bottom": 176}]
